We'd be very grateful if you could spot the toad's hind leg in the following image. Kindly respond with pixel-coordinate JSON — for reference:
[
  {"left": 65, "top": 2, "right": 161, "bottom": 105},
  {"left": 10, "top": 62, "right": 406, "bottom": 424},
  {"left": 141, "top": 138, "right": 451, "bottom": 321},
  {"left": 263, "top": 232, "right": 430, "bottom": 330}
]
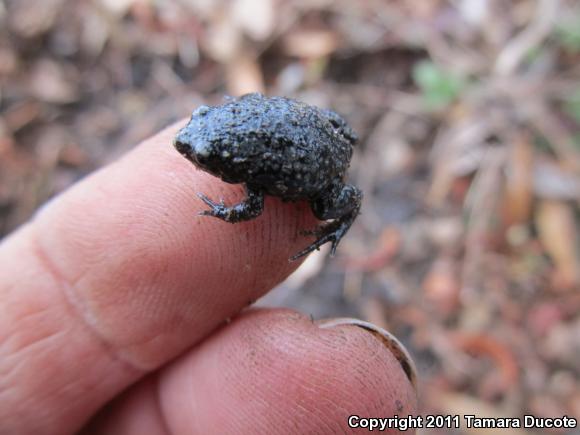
[
  {"left": 291, "top": 184, "right": 362, "bottom": 261},
  {"left": 198, "top": 186, "right": 264, "bottom": 223}
]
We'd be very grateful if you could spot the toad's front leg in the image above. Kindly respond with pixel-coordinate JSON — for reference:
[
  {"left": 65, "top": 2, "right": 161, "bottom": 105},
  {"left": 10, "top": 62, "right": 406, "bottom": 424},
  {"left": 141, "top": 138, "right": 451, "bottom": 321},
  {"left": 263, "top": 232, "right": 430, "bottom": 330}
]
[{"left": 198, "top": 186, "right": 264, "bottom": 223}]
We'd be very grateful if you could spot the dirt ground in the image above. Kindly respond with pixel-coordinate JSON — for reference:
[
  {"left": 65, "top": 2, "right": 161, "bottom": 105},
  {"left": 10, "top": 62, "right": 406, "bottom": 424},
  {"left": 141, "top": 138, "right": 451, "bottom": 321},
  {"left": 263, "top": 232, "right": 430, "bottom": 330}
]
[{"left": 1, "top": 1, "right": 579, "bottom": 432}]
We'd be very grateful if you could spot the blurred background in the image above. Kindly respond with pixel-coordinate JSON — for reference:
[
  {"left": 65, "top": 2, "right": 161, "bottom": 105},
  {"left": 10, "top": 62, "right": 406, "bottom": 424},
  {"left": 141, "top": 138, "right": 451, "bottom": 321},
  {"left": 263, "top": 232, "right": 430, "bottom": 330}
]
[{"left": 1, "top": 0, "right": 579, "bottom": 432}]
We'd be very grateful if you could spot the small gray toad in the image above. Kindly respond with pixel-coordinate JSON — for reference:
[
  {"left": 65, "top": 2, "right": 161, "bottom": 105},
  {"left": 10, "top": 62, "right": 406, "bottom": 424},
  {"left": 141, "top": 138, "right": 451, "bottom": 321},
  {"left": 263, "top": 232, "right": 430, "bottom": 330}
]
[{"left": 173, "top": 93, "right": 362, "bottom": 260}]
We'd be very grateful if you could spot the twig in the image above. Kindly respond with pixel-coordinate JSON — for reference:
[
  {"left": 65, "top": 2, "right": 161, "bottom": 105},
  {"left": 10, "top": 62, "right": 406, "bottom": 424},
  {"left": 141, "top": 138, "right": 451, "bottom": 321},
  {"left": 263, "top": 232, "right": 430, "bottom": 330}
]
[{"left": 494, "top": 0, "right": 559, "bottom": 76}]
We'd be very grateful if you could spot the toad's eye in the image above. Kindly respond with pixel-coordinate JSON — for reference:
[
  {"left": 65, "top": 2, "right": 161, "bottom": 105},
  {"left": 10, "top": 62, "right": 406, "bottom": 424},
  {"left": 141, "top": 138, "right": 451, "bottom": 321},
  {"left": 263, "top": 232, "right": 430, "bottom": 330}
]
[{"left": 327, "top": 118, "right": 341, "bottom": 129}]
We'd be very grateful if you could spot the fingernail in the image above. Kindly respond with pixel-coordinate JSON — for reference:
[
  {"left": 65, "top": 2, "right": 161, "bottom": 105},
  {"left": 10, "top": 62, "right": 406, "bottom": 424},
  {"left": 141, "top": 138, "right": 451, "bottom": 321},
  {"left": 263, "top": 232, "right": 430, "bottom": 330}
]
[{"left": 317, "top": 318, "right": 418, "bottom": 393}]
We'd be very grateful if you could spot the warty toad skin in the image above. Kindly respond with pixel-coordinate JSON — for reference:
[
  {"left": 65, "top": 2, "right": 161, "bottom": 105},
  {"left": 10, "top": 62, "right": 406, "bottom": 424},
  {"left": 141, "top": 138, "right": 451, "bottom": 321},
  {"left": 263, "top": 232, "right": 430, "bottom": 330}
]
[{"left": 174, "top": 93, "right": 362, "bottom": 260}]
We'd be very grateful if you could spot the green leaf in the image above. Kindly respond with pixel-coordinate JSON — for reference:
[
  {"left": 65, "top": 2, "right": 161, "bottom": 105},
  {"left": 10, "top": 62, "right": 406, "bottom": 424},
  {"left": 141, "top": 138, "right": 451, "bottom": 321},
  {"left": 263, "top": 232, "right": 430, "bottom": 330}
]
[
  {"left": 555, "top": 18, "right": 580, "bottom": 53},
  {"left": 573, "top": 133, "right": 580, "bottom": 151},
  {"left": 563, "top": 90, "right": 580, "bottom": 123},
  {"left": 412, "top": 60, "right": 465, "bottom": 110},
  {"left": 533, "top": 134, "right": 554, "bottom": 155}
]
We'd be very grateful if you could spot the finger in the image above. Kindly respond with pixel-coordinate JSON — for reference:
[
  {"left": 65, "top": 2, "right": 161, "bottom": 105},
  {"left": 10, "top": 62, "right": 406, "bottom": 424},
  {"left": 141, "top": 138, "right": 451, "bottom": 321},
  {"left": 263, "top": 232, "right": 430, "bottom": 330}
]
[
  {"left": 83, "top": 309, "right": 418, "bottom": 434},
  {"left": 0, "top": 122, "right": 317, "bottom": 435}
]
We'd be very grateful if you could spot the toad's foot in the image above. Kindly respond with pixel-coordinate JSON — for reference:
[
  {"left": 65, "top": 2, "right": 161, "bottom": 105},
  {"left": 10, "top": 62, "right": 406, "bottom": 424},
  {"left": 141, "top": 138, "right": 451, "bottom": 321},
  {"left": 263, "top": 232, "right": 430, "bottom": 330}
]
[
  {"left": 291, "top": 183, "right": 362, "bottom": 261},
  {"left": 290, "top": 210, "right": 358, "bottom": 261},
  {"left": 197, "top": 188, "right": 264, "bottom": 223}
]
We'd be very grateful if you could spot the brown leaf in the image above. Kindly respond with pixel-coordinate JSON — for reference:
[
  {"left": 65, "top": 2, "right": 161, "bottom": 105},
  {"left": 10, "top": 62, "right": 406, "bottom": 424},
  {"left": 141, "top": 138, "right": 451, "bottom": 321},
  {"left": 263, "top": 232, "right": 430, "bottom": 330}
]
[
  {"left": 225, "top": 53, "right": 265, "bottom": 96},
  {"left": 533, "top": 159, "right": 580, "bottom": 200},
  {"left": 536, "top": 199, "right": 579, "bottom": 290},
  {"left": 451, "top": 332, "right": 520, "bottom": 391},
  {"left": 423, "top": 256, "right": 460, "bottom": 316},
  {"left": 428, "top": 217, "right": 464, "bottom": 251},
  {"left": 503, "top": 132, "right": 533, "bottom": 226},
  {"left": 343, "top": 227, "right": 401, "bottom": 272},
  {"left": 281, "top": 29, "right": 339, "bottom": 59},
  {"left": 0, "top": 46, "right": 19, "bottom": 76},
  {"left": 527, "top": 302, "right": 565, "bottom": 337},
  {"left": 0, "top": 119, "right": 14, "bottom": 157},
  {"left": 202, "top": 15, "right": 242, "bottom": 62},
  {"left": 28, "top": 60, "right": 79, "bottom": 104},
  {"left": 381, "top": 138, "right": 415, "bottom": 175},
  {"left": 7, "top": 0, "right": 65, "bottom": 38},
  {"left": 80, "top": 5, "right": 111, "bottom": 57},
  {"left": 231, "top": 0, "right": 275, "bottom": 41},
  {"left": 98, "top": 0, "right": 135, "bottom": 17},
  {"left": 3, "top": 102, "right": 41, "bottom": 132}
]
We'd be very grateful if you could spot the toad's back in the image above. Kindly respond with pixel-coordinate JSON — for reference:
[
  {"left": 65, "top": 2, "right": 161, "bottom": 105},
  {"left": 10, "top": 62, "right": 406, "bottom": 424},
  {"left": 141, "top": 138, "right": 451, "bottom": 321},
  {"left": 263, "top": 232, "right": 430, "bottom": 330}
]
[{"left": 183, "top": 93, "right": 356, "bottom": 199}]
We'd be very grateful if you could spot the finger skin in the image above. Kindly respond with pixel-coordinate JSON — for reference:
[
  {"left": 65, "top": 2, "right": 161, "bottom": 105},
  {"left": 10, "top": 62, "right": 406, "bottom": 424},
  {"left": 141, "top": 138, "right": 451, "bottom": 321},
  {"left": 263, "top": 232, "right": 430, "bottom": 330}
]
[
  {"left": 0, "top": 122, "right": 317, "bottom": 435},
  {"left": 84, "top": 309, "right": 418, "bottom": 435}
]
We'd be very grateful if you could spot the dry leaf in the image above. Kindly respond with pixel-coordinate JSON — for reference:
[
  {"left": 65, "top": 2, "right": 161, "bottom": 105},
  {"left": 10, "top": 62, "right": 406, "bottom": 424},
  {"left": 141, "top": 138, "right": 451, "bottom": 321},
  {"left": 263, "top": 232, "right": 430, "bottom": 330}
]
[
  {"left": 3, "top": 102, "right": 41, "bottom": 132},
  {"left": 451, "top": 332, "right": 520, "bottom": 391},
  {"left": 428, "top": 216, "right": 464, "bottom": 250},
  {"left": 81, "top": 5, "right": 111, "bottom": 56},
  {"left": 536, "top": 199, "right": 579, "bottom": 290},
  {"left": 177, "top": 35, "right": 200, "bottom": 68},
  {"left": 0, "top": 46, "right": 18, "bottom": 75},
  {"left": 203, "top": 14, "right": 242, "bottom": 62},
  {"left": 98, "top": 0, "right": 136, "bottom": 16},
  {"left": 343, "top": 227, "right": 401, "bottom": 272},
  {"left": 281, "top": 29, "right": 339, "bottom": 59},
  {"left": 28, "top": 60, "right": 79, "bottom": 104},
  {"left": 275, "top": 63, "right": 306, "bottom": 94},
  {"left": 231, "top": 0, "right": 275, "bottom": 41},
  {"left": 503, "top": 132, "right": 533, "bottom": 226},
  {"left": 381, "top": 138, "right": 415, "bottom": 175},
  {"left": 527, "top": 302, "right": 565, "bottom": 337},
  {"left": 225, "top": 53, "right": 265, "bottom": 96},
  {"left": 7, "top": 0, "right": 65, "bottom": 38},
  {"left": 0, "top": 120, "right": 14, "bottom": 157},
  {"left": 458, "top": 0, "right": 490, "bottom": 25},
  {"left": 533, "top": 159, "right": 580, "bottom": 200},
  {"left": 423, "top": 256, "right": 460, "bottom": 316}
]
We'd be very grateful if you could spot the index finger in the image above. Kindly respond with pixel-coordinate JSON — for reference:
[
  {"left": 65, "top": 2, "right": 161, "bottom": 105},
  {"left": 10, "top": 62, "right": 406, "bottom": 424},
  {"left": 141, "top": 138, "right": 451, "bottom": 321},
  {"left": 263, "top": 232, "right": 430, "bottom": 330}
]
[{"left": 0, "top": 121, "right": 317, "bottom": 434}]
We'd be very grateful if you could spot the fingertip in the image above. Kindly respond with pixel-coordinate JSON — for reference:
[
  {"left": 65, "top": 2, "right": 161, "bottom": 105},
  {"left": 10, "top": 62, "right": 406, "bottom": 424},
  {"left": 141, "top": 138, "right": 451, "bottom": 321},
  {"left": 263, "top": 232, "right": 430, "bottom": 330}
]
[
  {"left": 155, "top": 309, "right": 417, "bottom": 433},
  {"left": 317, "top": 317, "right": 418, "bottom": 393}
]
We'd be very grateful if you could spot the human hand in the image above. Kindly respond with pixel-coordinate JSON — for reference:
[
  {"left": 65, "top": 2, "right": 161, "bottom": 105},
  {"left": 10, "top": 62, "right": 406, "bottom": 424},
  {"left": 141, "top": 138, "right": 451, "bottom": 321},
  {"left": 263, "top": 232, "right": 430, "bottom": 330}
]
[{"left": 0, "top": 122, "right": 417, "bottom": 434}]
